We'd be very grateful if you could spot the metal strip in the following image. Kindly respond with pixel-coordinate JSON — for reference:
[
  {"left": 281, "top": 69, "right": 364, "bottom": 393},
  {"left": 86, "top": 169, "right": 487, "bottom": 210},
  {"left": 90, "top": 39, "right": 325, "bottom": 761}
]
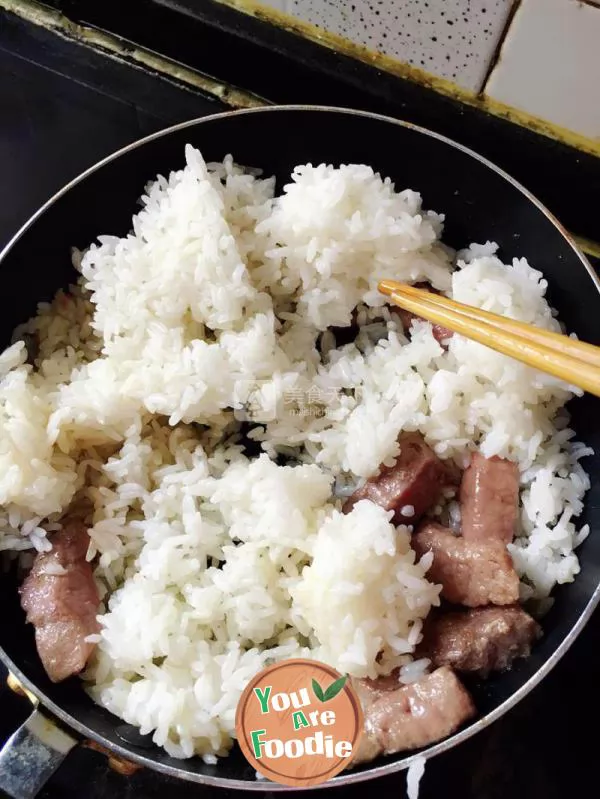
[
  {"left": 0, "top": 0, "right": 269, "bottom": 108},
  {"left": 0, "top": 709, "right": 76, "bottom": 799}
]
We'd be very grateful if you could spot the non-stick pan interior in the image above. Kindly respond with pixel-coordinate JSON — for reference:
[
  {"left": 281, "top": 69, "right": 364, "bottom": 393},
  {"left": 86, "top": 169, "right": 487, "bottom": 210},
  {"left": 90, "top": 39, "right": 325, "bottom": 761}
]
[{"left": 1, "top": 108, "right": 599, "bottom": 786}]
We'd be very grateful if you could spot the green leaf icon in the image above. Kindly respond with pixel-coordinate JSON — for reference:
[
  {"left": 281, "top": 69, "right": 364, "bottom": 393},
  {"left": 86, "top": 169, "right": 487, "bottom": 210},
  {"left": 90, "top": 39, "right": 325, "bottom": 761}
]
[
  {"left": 312, "top": 678, "right": 325, "bottom": 702},
  {"left": 312, "top": 675, "right": 348, "bottom": 703},
  {"left": 323, "top": 675, "right": 348, "bottom": 702}
]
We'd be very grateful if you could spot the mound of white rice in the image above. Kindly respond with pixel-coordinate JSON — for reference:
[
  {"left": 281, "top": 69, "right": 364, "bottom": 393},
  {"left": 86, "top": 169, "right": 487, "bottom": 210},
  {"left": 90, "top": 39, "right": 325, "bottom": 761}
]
[{"left": 0, "top": 147, "right": 591, "bottom": 759}]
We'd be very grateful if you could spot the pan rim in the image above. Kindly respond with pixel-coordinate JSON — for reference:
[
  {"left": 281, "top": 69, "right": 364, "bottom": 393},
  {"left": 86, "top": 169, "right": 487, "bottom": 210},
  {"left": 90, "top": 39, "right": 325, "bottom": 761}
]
[{"left": 1, "top": 103, "right": 599, "bottom": 790}]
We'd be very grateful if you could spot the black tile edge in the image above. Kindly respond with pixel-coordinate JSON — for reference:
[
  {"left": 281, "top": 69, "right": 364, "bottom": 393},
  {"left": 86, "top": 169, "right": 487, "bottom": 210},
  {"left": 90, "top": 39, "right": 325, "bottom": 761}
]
[{"left": 0, "top": 0, "right": 266, "bottom": 111}]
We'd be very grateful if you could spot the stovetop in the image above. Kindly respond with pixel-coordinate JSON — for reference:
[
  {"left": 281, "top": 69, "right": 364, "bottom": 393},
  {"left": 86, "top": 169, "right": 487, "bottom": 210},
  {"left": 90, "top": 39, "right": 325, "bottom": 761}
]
[{"left": 1, "top": 4, "right": 599, "bottom": 798}]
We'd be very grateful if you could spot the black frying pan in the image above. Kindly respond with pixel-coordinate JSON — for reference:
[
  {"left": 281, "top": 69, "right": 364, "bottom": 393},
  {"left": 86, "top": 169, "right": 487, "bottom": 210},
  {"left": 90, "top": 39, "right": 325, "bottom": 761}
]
[{"left": 0, "top": 106, "right": 599, "bottom": 795}]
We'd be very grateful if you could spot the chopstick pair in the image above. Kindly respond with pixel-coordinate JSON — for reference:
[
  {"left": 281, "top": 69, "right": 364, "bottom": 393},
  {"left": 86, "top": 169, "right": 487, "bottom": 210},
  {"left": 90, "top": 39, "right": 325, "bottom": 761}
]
[{"left": 378, "top": 280, "right": 600, "bottom": 398}]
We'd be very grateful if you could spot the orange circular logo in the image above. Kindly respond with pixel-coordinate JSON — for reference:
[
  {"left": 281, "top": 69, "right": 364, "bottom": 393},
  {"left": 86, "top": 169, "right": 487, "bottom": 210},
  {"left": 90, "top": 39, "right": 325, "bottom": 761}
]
[{"left": 235, "top": 658, "right": 363, "bottom": 787}]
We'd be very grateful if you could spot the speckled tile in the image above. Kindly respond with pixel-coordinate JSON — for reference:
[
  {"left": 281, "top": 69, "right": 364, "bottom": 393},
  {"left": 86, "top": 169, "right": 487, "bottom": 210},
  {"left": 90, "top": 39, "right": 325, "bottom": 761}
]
[
  {"left": 485, "top": 0, "right": 600, "bottom": 140},
  {"left": 257, "top": 0, "right": 515, "bottom": 92}
]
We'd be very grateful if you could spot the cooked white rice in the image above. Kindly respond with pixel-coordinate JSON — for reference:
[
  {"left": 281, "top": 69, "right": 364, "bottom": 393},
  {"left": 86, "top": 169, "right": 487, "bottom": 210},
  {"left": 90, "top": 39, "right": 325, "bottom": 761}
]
[{"left": 0, "top": 147, "right": 591, "bottom": 759}]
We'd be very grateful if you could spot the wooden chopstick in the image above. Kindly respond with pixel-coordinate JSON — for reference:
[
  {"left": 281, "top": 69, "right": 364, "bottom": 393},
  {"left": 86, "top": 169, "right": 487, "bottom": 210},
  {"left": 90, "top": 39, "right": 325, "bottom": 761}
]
[
  {"left": 378, "top": 279, "right": 600, "bottom": 398},
  {"left": 383, "top": 281, "right": 600, "bottom": 368}
]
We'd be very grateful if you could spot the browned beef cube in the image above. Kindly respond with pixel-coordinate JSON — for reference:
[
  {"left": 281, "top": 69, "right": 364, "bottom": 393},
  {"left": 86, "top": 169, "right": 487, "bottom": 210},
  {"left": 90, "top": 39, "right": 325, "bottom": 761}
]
[
  {"left": 353, "top": 666, "right": 475, "bottom": 764},
  {"left": 343, "top": 432, "right": 456, "bottom": 523},
  {"left": 412, "top": 522, "right": 519, "bottom": 607},
  {"left": 460, "top": 453, "right": 519, "bottom": 544},
  {"left": 417, "top": 606, "right": 541, "bottom": 677}
]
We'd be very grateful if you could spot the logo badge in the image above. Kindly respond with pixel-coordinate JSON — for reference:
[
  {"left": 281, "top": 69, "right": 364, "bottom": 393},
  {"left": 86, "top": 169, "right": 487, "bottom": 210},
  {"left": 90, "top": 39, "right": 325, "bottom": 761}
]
[{"left": 235, "top": 658, "right": 363, "bottom": 787}]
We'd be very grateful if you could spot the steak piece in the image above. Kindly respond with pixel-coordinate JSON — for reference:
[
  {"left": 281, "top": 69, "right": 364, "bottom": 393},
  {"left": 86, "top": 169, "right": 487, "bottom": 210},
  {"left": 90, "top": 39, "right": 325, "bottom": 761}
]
[
  {"left": 20, "top": 519, "right": 100, "bottom": 683},
  {"left": 417, "top": 606, "right": 541, "bottom": 677},
  {"left": 343, "top": 432, "right": 456, "bottom": 523},
  {"left": 412, "top": 522, "right": 519, "bottom": 607},
  {"left": 460, "top": 453, "right": 519, "bottom": 544},
  {"left": 353, "top": 666, "right": 475, "bottom": 764}
]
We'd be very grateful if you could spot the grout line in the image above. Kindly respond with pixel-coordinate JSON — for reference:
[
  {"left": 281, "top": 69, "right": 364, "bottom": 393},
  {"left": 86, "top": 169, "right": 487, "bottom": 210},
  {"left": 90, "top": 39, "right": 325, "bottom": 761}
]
[
  {"left": 0, "top": 0, "right": 270, "bottom": 108},
  {"left": 478, "top": 0, "right": 523, "bottom": 94},
  {"left": 212, "top": 0, "right": 478, "bottom": 104}
]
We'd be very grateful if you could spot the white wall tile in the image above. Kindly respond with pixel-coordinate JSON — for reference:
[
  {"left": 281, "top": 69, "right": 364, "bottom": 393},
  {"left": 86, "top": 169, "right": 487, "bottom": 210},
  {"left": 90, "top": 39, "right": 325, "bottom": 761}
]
[
  {"left": 257, "top": 0, "right": 515, "bottom": 92},
  {"left": 485, "top": 0, "right": 600, "bottom": 139}
]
